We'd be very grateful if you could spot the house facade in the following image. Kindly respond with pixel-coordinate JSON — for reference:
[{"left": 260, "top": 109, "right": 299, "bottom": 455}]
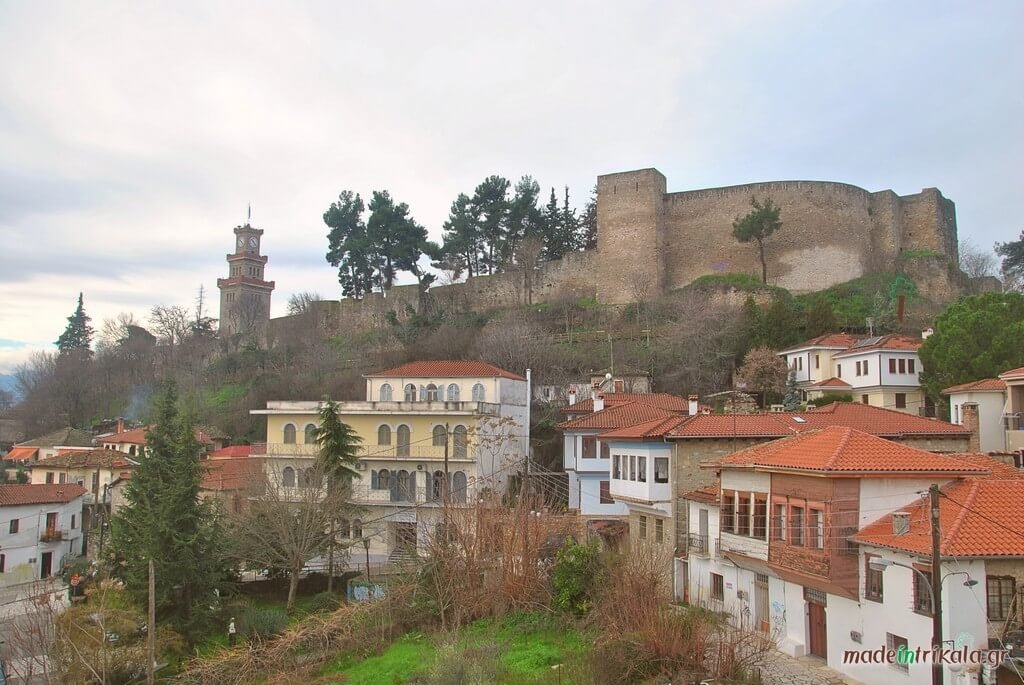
[
  {"left": 3, "top": 427, "right": 95, "bottom": 465},
  {"left": 942, "top": 378, "right": 1008, "bottom": 453},
  {"left": 0, "top": 484, "right": 86, "bottom": 586},
  {"left": 999, "top": 367, "right": 1024, "bottom": 453},
  {"left": 252, "top": 360, "right": 529, "bottom": 567}
]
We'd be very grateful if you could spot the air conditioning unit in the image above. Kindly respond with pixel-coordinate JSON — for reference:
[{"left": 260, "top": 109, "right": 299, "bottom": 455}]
[
  {"left": 737, "top": 590, "right": 748, "bottom": 600},
  {"left": 355, "top": 462, "right": 366, "bottom": 471}
]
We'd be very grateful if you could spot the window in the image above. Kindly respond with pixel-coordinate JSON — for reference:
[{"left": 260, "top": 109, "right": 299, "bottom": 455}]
[
  {"left": 790, "top": 506, "right": 804, "bottom": 546},
  {"left": 862, "top": 394, "right": 869, "bottom": 404},
  {"left": 378, "top": 425, "right": 391, "bottom": 445},
  {"left": 58, "top": 473, "right": 66, "bottom": 484},
  {"left": 798, "top": 357, "right": 803, "bottom": 371},
  {"left": 452, "top": 471, "right": 467, "bottom": 504},
  {"left": 954, "top": 404, "right": 960, "bottom": 424},
  {"left": 431, "top": 470, "right": 445, "bottom": 502},
  {"left": 629, "top": 455, "right": 636, "bottom": 481},
  {"left": 889, "top": 358, "right": 897, "bottom": 373},
  {"left": 425, "top": 383, "right": 439, "bottom": 401},
  {"left": 863, "top": 360, "right": 869, "bottom": 375},
  {"left": 711, "top": 573, "right": 724, "bottom": 601},
  {"left": 432, "top": 425, "right": 447, "bottom": 447},
  {"left": 45, "top": 512, "right": 57, "bottom": 532},
  {"left": 9, "top": 519, "right": 18, "bottom": 534},
  {"left": 447, "top": 384, "right": 460, "bottom": 401},
  {"left": 737, "top": 495, "right": 750, "bottom": 536},
  {"left": 753, "top": 496, "right": 767, "bottom": 539},
  {"left": 638, "top": 515, "right": 647, "bottom": 539},
  {"left": 404, "top": 384, "right": 416, "bottom": 402},
  {"left": 614, "top": 379, "right": 624, "bottom": 392},
  {"left": 612, "top": 455, "right": 621, "bottom": 479},
  {"left": 0, "top": 554, "right": 4, "bottom": 573},
  {"left": 988, "top": 576, "right": 1015, "bottom": 621},
  {"left": 71, "top": 515, "right": 76, "bottom": 530},
  {"left": 377, "top": 468, "right": 391, "bottom": 491},
  {"left": 352, "top": 519, "right": 362, "bottom": 538},
  {"left": 865, "top": 556, "right": 883, "bottom": 602},
  {"left": 397, "top": 425, "right": 411, "bottom": 456},
  {"left": 837, "top": 364, "right": 842, "bottom": 378},
  {"left": 855, "top": 361, "right": 861, "bottom": 376},
  {"left": 600, "top": 441, "right": 610, "bottom": 459},
  {"left": 638, "top": 456, "right": 647, "bottom": 483},
  {"left": 913, "top": 567, "right": 934, "bottom": 615},
  {"left": 721, "top": 491, "right": 735, "bottom": 534},
  {"left": 304, "top": 424, "right": 317, "bottom": 444},
  {"left": 581, "top": 437, "right": 597, "bottom": 459},
  {"left": 379, "top": 383, "right": 393, "bottom": 401},
  {"left": 282, "top": 467, "right": 295, "bottom": 487},
  {"left": 809, "top": 509, "right": 824, "bottom": 549},
  {"left": 655, "top": 518, "right": 664, "bottom": 543},
  {"left": 815, "top": 354, "right": 820, "bottom": 369},
  {"left": 599, "top": 480, "right": 613, "bottom": 504},
  {"left": 453, "top": 425, "right": 468, "bottom": 458},
  {"left": 283, "top": 423, "right": 296, "bottom": 444},
  {"left": 908, "top": 359, "right": 916, "bottom": 373},
  {"left": 396, "top": 470, "right": 413, "bottom": 502},
  {"left": 895, "top": 393, "right": 907, "bottom": 409},
  {"left": 887, "top": 633, "right": 909, "bottom": 672},
  {"left": 46, "top": 472, "right": 54, "bottom": 484},
  {"left": 339, "top": 519, "right": 351, "bottom": 538},
  {"left": 654, "top": 457, "right": 669, "bottom": 483},
  {"left": 472, "top": 383, "right": 485, "bottom": 401},
  {"left": 775, "top": 502, "right": 789, "bottom": 540},
  {"left": 898, "top": 358, "right": 906, "bottom": 374}
]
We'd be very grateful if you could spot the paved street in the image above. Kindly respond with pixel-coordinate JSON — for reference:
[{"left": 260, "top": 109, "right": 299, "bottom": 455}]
[{"left": 757, "top": 651, "right": 861, "bottom": 685}]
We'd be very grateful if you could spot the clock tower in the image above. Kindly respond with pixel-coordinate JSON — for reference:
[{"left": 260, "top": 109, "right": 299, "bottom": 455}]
[{"left": 217, "top": 222, "right": 275, "bottom": 344}]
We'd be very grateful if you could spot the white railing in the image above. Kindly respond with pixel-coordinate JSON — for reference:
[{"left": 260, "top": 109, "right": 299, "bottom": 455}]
[{"left": 254, "top": 443, "right": 476, "bottom": 461}]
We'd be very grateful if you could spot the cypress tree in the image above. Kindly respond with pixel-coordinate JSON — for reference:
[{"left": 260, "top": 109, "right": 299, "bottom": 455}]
[{"left": 55, "top": 292, "right": 94, "bottom": 357}]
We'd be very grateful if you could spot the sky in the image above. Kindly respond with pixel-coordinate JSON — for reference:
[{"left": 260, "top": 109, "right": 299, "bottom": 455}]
[{"left": 1, "top": 0, "right": 1022, "bottom": 373}]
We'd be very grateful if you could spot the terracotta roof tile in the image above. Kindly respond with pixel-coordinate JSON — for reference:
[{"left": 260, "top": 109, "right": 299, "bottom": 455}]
[
  {"left": 810, "top": 377, "right": 852, "bottom": 388},
  {"left": 208, "top": 445, "right": 253, "bottom": 459},
  {"left": 33, "top": 448, "right": 134, "bottom": 470},
  {"left": 561, "top": 393, "right": 691, "bottom": 414},
  {"left": 780, "top": 333, "right": 861, "bottom": 352},
  {"left": 201, "top": 457, "right": 262, "bottom": 491},
  {"left": 941, "top": 378, "right": 1007, "bottom": 394},
  {"left": 711, "top": 426, "right": 987, "bottom": 474},
  {"left": 599, "top": 415, "right": 691, "bottom": 440},
  {"left": 0, "top": 484, "right": 88, "bottom": 506},
  {"left": 365, "top": 360, "right": 525, "bottom": 381},
  {"left": 101, "top": 426, "right": 226, "bottom": 446},
  {"left": 998, "top": 367, "right": 1024, "bottom": 381},
  {"left": 682, "top": 482, "right": 720, "bottom": 504},
  {"left": 832, "top": 334, "right": 921, "bottom": 358},
  {"left": 18, "top": 427, "right": 95, "bottom": 448},
  {"left": 557, "top": 403, "right": 678, "bottom": 431}
]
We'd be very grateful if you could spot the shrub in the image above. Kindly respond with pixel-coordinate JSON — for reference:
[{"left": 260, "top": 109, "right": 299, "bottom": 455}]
[
  {"left": 418, "top": 641, "right": 505, "bottom": 685},
  {"left": 310, "top": 591, "right": 341, "bottom": 613},
  {"left": 239, "top": 606, "right": 288, "bottom": 641},
  {"left": 552, "top": 538, "right": 602, "bottom": 616}
]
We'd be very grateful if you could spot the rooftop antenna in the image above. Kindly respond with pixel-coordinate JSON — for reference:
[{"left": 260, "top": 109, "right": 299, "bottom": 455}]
[
  {"left": 866, "top": 316, "right": 874, "bottom": 336},
  {"left": 247, "top": 204, "right": 252, "bottom": 226}
]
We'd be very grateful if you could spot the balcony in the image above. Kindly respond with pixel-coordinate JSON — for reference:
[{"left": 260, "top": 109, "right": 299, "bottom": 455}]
[
  {"left": 252, "top": 443, "right": 478, "bottom": 462},
  {"left": 348, "top": 481, "right": 473, "bottom": 506},
  {"left": 688, "top": 533, "right": 709, "bottom": 556},
  {"left": 39, "top": 528, "right": 68, "bottom": 543},
  {"left": 258, "top": 400, "right": 502, "bottom": 416}
]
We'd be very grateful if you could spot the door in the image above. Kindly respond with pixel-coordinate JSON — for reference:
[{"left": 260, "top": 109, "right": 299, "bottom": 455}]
[
  {"left": 395, "top": 523, "right": 417, "bottom": 553},
  {"left": 754, "top": 574, "right": 770, "bottom": 633},
  {"left": 40, "top": 551, "right": 53, "bottom": 579},
  {"left": 807, "top": 599, "right": 827, "bottom": 658}
]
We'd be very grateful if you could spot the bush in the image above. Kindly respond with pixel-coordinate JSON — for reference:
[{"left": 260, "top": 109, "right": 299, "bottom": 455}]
[
  {"left": 552, "top": 538, "right": 602, "bottom": 616},
  {"left": 239, "top": 606, "right": 288, "bottom": 641},
  {"left": 310, "top": 591, "right": 341, "bottom": 613},
  {"left": 807, "top": 394, "right": 854, "bottom": 406},
  {"left": 417, "top": 641, "right": 505, "bottom": 685}
]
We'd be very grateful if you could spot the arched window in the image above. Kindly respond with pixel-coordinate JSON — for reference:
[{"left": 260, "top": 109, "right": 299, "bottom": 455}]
[
  {"left": 453, "top": 425, "right": 468, "bottom": 459},
  {"left": 404, "top": 384, "right": 416, "bottom": 402},
  {"left": 419, "top": 385, "right": 427, "bottom": 401},
  {"left": 397, "top": 470, "right": 412, "bottom": 502},
  {"left": 339, "top": 519, "right": 351, "bottom": 538},
  {"left": 352, "top": 519, "right": 362, "bottom": 539},
  {"left": 378, "top": 425, "right": 391, "bottom": 446},
  {"left": 452, "top": 471, "right": 467, "bottom": 504},
  {"left": 377, "top": 468, "right": 391, "bottom": 491},
  {"left": 283, "top": 423, "right": 297, "bottom": 444},
  {"left": 304, "top": 423, "right": 317, "bottom": 444},
  {"left": 379, "top": 383, "right": 393, "bottom": 402},
  {"left": 425, "top": 383, "right": 439, "bottom": 401},
  {"left": 430, "top": 470, "right": 445, "bottom": 503},
  {"left": 397, "top": 425, "right": 411, "bottom": 457},
  {"left": 472, "top": 383, "right": 485, "bottom": 402},
  {"left": 432, "top": 425, "right": 447, "bottom": 447},
  {"left": 447, "top": 384, "right": 460, "bottom": 401},
  {"left": 301, "top": 468, "right": 316, "bottom": 488},
  {"left": 282, "top": 466, "right": 295, "bottom": 487}
]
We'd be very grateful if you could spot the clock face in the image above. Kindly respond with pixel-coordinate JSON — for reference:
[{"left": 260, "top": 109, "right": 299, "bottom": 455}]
[
  {"left": 248, "top": 237, "right": 258, "bottom": 248},
  {"left": 237, "top": 237, "right": 244, "bottom": 249}
]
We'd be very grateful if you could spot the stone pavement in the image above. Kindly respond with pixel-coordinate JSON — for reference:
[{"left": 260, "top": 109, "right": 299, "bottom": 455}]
[{"left": 756, "top": 651, "right": 863, "bottom": 685}]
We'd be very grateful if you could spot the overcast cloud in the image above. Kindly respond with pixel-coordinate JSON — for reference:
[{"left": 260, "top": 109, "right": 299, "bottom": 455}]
[{"left": 1, "top": 0, "right": 1021, "bottom": 372}]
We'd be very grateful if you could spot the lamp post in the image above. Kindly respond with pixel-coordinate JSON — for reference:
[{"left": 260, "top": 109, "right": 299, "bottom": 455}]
[
  {"left": 361, "top": 536, "right": 371, "bottom": 581},
  {"left": 868, "top": 558, "right": 979, "bottom": 685}
]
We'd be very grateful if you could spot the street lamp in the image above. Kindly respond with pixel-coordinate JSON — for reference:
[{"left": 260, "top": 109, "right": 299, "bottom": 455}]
[
  {"left": 361, "top": 537, "right": 371, "bottom": 581},
  {"left": 868, "top": 558, "right": 979, "bottom": 685}
]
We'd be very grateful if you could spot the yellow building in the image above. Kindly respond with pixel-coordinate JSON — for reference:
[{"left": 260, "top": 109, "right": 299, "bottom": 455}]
[{"left": 252, "top": 360, "right": 529, "bottom": 568}]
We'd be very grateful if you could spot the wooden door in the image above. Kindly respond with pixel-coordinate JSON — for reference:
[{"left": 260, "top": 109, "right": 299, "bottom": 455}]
[
  {"left": 754, "top": 574, "right": 769, "bottom": 633},
  {"left": 808, "top": 600, "right": 827, "bottom": 658},
  {"left": 395, "top": 523, "right": 417, "bottom": 552}
]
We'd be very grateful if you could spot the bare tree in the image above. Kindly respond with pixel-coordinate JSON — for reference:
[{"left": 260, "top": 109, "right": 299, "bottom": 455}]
[
  {"left": 286, "top": 292, "right": 323, "bottom": 316},
  {"left": 96, "top": 312, "right": 140, "bottom": 353},
  {"left": 626, "top": 272, "right": 654, "bottom": 338},
  {"left": 735, "top": 346, "right": 788, "bottom": 408},
  {"left": 149, "top": 305, "right": 191, "bottom": 348},
  {"left": 514, "top": 236, "right": 545, "bottom": 306},
  {"left": 959, "top": 238, "right": 998, "bottom": 293},
  {"left": 471, "top": 313, "right": 560, "bottom": 377}
]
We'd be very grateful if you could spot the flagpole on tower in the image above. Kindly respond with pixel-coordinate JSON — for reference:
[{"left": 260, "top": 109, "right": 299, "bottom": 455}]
[{"left": 247, "top": 203, "right": 251, "bottom": 226}]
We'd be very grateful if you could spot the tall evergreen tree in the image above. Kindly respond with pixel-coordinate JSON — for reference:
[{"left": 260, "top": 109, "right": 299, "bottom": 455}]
[
  {"left": 541, "top": 187, "right": 563, "bottom": 261},
  {"left": 504, "top": 176, "right": 543, "bottom": 265},
  {"left": 469, "top": 175, "right": 511, "bottom": 274},
  {"left": 109, "top": 381, "right": 231, "bottom": 640},
  {"left": 366, "top": 190, "right": 438, "bottom": 292},
  {"left": 995, "top": 229, "right": 1024, "bottom": 291},
  {"left": 325, "top": 191, "right": 376, "bottom": 298},
  {"left": 55, "top": 293, "right": 94, "bottom": 357},
  {"left": 580, "top": 185, "right": 598, "bottom": 250},
  {"left": 783, "top": 369, "right": 801, "bottom": 410},
  {"left": 439, "top": 193, "right": 481, "bottom": 277},
  {"left": 732, "top": 196, "right": 783, "bottom": 284},
  {"left": 560, "top": 186, "right": 580, "bottom": 253},
  {"left": 804, "top": 298, "right": 839, "bottom": 338}
]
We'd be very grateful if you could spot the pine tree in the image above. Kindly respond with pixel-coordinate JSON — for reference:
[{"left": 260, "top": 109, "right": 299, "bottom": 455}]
[
  {"left": 732, "top": 197, "right": 783, "bottom": 284},
  {"left": 439, "top": 193, "right": 481, "bottom": 278},
  {"left": 55, "top": 293, "right": 94, "bottom": 356},
  {"left": 783, "top": 369, "right": 801, "bottom": 410},
  {"left": 541, "top": 187, "right": 563, "bottom": 260},
  {"left": 560, "top": 186, "right": 580, "bottom": 254},
  {"left": 470, "top": 175, "right": 511, "bottom": 274},
  {"left": 580, "top": 185, "right": 598, "bottom": 250},
  {"left": 804, "top": 298, "right": 839, "bottom": 338},
  {"left": 109, "top": 381, "right": 231, "bottom": 640},
  {"left": 325, "top": 191, "right": 377, "bottom": 299}
]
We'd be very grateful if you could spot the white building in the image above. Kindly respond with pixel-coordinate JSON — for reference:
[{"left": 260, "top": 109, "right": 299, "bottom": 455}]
[
  {"left": 942, "top": 378, "right": 1009, "bottom": 453},
  {"left": 679, "top": 427, "right": 1012, "bottom": 685},
  {"left": 0, "top": 484, "right": 86, "bottom": 586}
]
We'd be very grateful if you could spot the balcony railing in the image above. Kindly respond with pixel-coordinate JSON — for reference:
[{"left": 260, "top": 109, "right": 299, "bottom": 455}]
[
  {"left": 253, "top": 443, "right": 476, "bottom": 461},
  {"left": 348, "top": 482, "right": 473, "bottom": 506},
  {"left": 39, "top": 528, "right": 68, "bottom": 543},
  {"left": 688, "top": 533, "right": 709, "bottom": 556}
]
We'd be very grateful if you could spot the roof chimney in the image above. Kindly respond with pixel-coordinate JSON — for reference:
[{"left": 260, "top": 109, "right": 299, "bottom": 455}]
[
  {"left": 922, "top": 327, "right": 934, "bottom": 340},
  {"left": 116, "top": 418, "right": 125, "bottom": 435},
  {"left": 962, "top": 402, "right": 981, "bottom": 453},
  {"left": 594, "top": 394, "right": 605, "bottom": 412},
  {"left": 688, "top": 394, "right": 699, "bottom": 416},
  {"left": 567, "top": 388, "right": 577, "bottom": 406},
  {"left": 892, "top": 512, "right": 911, "bottom": 536}
]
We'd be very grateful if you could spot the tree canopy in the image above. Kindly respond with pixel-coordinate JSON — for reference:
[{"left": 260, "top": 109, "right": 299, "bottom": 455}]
[
  {"left": 55, "top": 293, "right": 94, "bottom": 356},
  {"left": 995, "top": 230, "right": 1024, "bottom": 291},
  {"left": 324, "top": 191, "right": 375, "bottom": 298},
  {"left": 732, "top": 197, "right": 782, "bottom": 284},
  {"left": 918, "top": 292, "right": 1024, "bottom": 399}
]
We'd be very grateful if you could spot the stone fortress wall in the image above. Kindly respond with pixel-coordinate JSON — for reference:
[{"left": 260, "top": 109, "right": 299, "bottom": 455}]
[{"left": 269, "top": 166, "right": 967, "bottom": 338}]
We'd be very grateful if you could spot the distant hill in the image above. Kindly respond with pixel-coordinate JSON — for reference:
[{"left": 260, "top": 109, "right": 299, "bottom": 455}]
[{"left": 0, "top": 374, "right": 20, "bottom": 400}]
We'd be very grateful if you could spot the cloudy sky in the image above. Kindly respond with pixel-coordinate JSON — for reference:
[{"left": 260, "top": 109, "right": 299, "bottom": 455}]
[{"left": 1, "top": 0, "right": 1021, "bottom": 373}]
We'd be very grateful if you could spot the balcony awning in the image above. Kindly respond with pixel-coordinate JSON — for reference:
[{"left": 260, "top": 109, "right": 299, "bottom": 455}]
[{"left": 4, "top": 447, "right": 39, "bottom": 462}]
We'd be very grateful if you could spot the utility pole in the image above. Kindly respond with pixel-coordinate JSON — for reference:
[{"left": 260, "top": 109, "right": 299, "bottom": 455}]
[
  {"left": 929, "top": 483, "right": 943, "bottom": 685},
  {"left": 443, "top": 422, "right": 450, "bottom": 506},
  {"left": 147, "top": 559, "right": 156, "bottom": 685}
]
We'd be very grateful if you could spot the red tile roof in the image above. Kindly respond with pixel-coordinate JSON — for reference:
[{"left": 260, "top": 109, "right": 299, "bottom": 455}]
[
  {"left": 780, "top": 333, "right": 862, "bottom": 352},
  {"left": 561, "top": 393, "right": 691, "bottom": 414},
  {"left": 4, "top": 446, "right": 39, "bottom": 462},
  {"left": 201, "top": 457, "right": 262, "bottom": 492},
  {"left": 941, "top": 378, "right": 1007, "bottom": 395},
  {"left": 0, "top": 484, "right": 88, "bottom": 506},
  {"left": 599, "top": 415, "right": 691, "bottom": 440},
  {"left": 810, "top": 377, "right": 852, "bottom": 388},
  {"left": 999, "top": 367, "right": 1024, "bottom": 381},
  {"left": 667, "top": 402, "right": 968, "bottom": 439},
  {"left": 682, "top": 482, "right": 720, "bottom": 504},
  {"left": 365, "top": 360, "right": 525, "bottom": 381},
  {"left": 33, "top": 448, "right": 133, "bottom": 470},
  {"left": 557, "top": 403, "right": 678, "bottom": 431},
  {"left": 853, "top": 458, "right": 1024, "bottom": 557},
  {"left": 100, "top": 426, "right": 225, "bottom": 446},
  {"left": 208, "top": 445, "right": 252, "bottom": 459},
  {"left": 832, "top": 334, "right": 921, "bottom": 358},
  {"left": 711, "top": 426, "right": 988, "bottom": 474}
]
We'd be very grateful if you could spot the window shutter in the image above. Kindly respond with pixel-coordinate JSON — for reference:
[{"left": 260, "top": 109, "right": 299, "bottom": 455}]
[{"left": 371, "top": 470, "right": 378, "bottom": 489}]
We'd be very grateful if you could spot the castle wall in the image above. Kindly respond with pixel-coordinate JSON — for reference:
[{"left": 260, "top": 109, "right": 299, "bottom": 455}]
[
  {"left": 898, "top": 188, "right": 958, "bottom": 262},
  {"left": 596, "top": 169, "right": 667, "bottom": 304},
  {"left": 660, "top": 181, "right": 878, "bottom": 293}
]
